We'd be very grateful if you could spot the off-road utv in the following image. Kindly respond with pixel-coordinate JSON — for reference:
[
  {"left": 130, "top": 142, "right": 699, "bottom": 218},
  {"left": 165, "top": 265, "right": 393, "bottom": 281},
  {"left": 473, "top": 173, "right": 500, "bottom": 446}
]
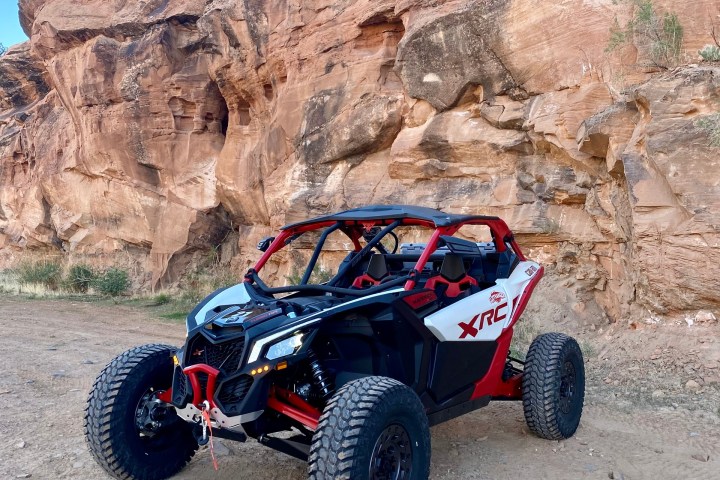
[{"left": 85, "top": 205, "right": 585, "bottom": 480}]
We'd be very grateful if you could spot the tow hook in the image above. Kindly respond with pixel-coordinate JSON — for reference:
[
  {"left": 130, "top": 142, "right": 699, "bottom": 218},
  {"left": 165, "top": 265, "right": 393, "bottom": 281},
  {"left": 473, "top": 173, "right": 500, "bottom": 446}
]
[
  {"left": 194, "top": 400, "right": 212, "bottom": 446},
  {"left": 195, "top": 429, "right": 209, "bottom": 446}
]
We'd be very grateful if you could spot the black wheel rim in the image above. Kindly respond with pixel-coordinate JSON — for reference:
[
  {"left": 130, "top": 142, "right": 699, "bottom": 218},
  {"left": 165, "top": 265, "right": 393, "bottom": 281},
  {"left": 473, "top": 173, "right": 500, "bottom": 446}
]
[
  {"left": 369, "top": 423, "right": 413, "bottom": 480},
  {"left": 559, "top": 360, "right": 577, "bottom": 414},
  {"left": 134, "top": 388, "right": 183, "bottom": 452}
]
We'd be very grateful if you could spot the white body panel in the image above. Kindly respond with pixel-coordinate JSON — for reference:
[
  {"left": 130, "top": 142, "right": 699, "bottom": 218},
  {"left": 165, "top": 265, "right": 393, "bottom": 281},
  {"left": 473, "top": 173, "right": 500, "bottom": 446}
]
[
  {"left": 191, "top": 283, "right": 252, "bottom": 327},
  {"left": 423, "top": 261, "right": 540, "bottom": 342}
]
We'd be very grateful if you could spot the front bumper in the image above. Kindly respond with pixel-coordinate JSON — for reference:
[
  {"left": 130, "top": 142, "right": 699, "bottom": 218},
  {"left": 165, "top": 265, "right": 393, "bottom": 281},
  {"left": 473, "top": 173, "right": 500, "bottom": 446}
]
[
  {"left": 171, "top": 361, "right": 266, "bottom": 434},
  {"left": 174, "top": 400, "right": 262, "bottom": 434}
]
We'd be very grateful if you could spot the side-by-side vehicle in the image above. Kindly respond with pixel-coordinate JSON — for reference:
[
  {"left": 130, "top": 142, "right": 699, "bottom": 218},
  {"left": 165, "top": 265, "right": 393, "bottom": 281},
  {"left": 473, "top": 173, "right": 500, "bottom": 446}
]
[{"left": 85, "top": 205, "right": 585, "bottom": 480}]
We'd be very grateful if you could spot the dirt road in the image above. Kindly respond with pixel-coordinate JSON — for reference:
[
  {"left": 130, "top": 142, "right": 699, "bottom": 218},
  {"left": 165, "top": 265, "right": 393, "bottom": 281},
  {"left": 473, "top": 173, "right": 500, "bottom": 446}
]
[{"left": 0, "top": 296, "right": 718, "bottom": 479}]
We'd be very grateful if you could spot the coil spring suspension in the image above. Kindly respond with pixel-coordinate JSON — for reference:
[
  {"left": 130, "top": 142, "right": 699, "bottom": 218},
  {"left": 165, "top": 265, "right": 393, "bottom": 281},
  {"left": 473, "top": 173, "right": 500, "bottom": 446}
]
[{"left": 307, "top": 349, "right": 333, "bottom": 402}]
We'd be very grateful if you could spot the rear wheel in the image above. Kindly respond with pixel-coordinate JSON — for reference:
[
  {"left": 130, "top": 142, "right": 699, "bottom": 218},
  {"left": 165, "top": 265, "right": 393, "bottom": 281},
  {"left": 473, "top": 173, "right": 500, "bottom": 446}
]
[
  {"left": 84, "top": 344, "right": 198, "bottom": 480},
  {"left": 308, "top": 376, "right": 430, "bottom": 480},
  {"left": 522, "top": 333, "right": 585, "bottom": 440}
]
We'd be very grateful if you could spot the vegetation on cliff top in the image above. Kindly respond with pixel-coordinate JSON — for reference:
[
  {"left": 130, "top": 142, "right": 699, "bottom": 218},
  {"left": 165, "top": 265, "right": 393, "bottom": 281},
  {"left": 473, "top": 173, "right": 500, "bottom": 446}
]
[
  {"left": 698, "top": 23, "right": 720, "bottom": 62},
  {"left": 606, "top": 0, "right": 683, "bottom": 69},
  {"left": 695, "top": 113, "right": 720, "bottom": 147}
]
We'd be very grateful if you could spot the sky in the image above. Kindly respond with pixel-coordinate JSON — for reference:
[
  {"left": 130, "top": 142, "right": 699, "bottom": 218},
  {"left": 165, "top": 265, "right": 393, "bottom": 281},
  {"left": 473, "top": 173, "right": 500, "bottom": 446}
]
[{"left": 0, "top": 2, "right": 29, "bottom": 48}]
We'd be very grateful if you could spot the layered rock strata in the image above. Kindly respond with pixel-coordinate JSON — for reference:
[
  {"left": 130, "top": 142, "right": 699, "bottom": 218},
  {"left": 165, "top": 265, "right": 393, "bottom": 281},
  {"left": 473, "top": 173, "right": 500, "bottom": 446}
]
[{"left": 1, "top": 0, "right": 719, "bottom": 321}]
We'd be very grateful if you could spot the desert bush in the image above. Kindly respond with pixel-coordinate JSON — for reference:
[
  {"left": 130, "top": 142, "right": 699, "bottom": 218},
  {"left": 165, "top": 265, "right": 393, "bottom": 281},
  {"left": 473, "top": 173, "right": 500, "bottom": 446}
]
[
  {"left": 606, "top": 1, "right": 683, "bottom": 69},
  {"left": 209, "top": 267, "right": 238, "bottom": 291},
  {"left": 206, "top": 245, "right": 221, "bottom": 266},
  {"left": 65, "top": 264, "right": 96, "bottom": 293},
  {"left": 151, "top": 293, "right": 171, "bottom": 305},
  {"left": 699, "top": 44, "right": 720, "bottom": 62},
  {"left": 580, "top": 339, "right": 597, "bottom": 359},
  {"left": 509, "top": 318, "right": 541, "bottom": 360},
  {"left": 94, "top": 267, "right": 130, "bottom": 296},
  {"left": 17, "top": 260, "right": 62, "bottom": 290},
  {"left": 695, "top": 113, "right": 720, "bottom": 147},
  {"left": 179, "top": 270, "right": 204, "bottom": 304},
  {"left": 286, "top": 265, "right": 334, "bottom": 285}
]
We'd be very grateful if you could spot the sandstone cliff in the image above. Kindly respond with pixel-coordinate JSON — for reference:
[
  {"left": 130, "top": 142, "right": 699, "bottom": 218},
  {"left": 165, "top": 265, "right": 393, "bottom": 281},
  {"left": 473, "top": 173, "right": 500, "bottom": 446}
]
[{"left": 1, "top": 0, "right": 719, "bottom": 322}]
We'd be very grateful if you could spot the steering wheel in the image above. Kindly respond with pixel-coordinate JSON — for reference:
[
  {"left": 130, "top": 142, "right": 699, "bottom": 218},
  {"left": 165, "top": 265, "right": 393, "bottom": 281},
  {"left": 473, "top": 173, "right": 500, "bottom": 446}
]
[
  {"left": 363, "top": 228, "right": 399, "bottom": 255},
  {"left": 378, "top": 231, "right": 399, "bottom": 254}
]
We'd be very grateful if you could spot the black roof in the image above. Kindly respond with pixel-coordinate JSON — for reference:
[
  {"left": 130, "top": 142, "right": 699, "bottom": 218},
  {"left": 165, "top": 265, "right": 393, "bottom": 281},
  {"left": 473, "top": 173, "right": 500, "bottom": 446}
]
[{"left": 281, "top": 205, "right": 499, "bottom": 230}]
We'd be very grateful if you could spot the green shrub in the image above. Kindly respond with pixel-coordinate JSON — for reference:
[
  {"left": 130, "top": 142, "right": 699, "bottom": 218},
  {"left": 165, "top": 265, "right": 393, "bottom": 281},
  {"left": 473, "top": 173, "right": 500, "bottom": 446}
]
[
  {"left": 699, "top": 45, "right": 720, "bottom": 62},
  {"left": 606, "top": 1, "right": 683, "bottom": 69},
  {"left": 65, "top": 264, "right": 96, "bottom": 293},
  {"left": 179, "top": 271, "right": 204, "bottom": 304},
  {"left": 286, "top": 265, "right": 334, "bottom": 285},
  {"left": 94, "top": 267, "right": 131, "bottom": 296},
  {"left": 580, "top": 339, "right": 597, "bottom": 359},
  {"left": 695, "top": 113, "right": 720, "bottom": 147},
  {"left": 151, "top": 293, "right": 171, "bottom": 305},
  {"left": 206, "top": 246, "right": 220, "bottom": 266},
  {"left": 607, "top": 18, "right": 629, "bottom": 52},
  {"left": 509, "top": 319, "right": 541, "bottom": 361},
  {"left": 209, "top": 267, "right": 238, "bottom": 291},
  {"left": 17, "top": 260, "right": 62, "bottom": 290}
]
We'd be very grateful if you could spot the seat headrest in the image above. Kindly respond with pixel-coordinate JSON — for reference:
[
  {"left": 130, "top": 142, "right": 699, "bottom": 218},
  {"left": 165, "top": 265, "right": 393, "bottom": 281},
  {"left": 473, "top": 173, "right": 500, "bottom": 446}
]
[
  {"left": 440, "top": 254, "right": 466, "bottom": 282},
  {"left": 366, "top": 254, "right": 388, "bottom": 281}
]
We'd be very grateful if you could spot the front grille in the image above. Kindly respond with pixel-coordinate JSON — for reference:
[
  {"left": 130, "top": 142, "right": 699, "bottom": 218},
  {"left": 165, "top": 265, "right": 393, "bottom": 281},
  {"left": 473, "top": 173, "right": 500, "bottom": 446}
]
[
  {"left": 217, "top": 375, "right": 253, "bottom": 413},
  {"left": 184, "top": 334, "right": 251, "bottom": 411},
  {"left": 197, "top": 372, "right": 209, "bottom": 396},
  {"left": 187, "top": 335, "right": 246, "bottom": 374}
]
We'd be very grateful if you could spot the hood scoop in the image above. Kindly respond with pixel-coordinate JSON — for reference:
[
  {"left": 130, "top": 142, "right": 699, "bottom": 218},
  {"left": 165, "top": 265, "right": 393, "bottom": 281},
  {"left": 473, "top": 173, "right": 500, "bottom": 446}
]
[{"left": 213, "top": 305, "right": 283, "bottom": 327}]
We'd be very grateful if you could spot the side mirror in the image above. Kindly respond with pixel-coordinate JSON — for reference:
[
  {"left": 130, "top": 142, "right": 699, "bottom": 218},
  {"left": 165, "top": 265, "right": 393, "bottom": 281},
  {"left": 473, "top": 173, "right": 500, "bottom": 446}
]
[{"left": 257, "top": 236, "right": 275, "bottom": 252}]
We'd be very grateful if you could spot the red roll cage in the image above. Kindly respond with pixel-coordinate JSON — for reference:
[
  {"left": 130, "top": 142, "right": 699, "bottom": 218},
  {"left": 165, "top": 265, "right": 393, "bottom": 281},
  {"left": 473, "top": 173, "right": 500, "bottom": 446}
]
[{"left": 250, "top": 215, "right": 524, "bottom": 292}]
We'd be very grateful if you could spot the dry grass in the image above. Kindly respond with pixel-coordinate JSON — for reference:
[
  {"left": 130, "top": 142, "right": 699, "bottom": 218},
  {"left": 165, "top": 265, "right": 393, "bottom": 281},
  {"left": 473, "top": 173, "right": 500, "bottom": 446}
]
[{"left": 509, "top": 318, "right": 541, "bottom": 360}]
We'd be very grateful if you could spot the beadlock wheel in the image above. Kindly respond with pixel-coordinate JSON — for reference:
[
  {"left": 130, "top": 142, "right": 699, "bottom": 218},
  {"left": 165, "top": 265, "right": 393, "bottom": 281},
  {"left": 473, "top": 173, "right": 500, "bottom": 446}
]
[
  {"left": 308, "top": 376, "right": 430, "bottom": 480},
  {"left": 369, "top": 423, "right": 413, "bottom": 479},
  {"left": 84, "top": 344, "right": 198, "bottom": 480},
  {"left": 522, "top": 332, "right": 586, "bottom": 440}
]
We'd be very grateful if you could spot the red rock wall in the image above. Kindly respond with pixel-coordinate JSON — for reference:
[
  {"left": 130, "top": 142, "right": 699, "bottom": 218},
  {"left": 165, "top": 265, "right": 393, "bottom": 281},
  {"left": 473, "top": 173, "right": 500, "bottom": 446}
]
[{"left": 1, "top": 0, "right": 719, "bottom": 321}]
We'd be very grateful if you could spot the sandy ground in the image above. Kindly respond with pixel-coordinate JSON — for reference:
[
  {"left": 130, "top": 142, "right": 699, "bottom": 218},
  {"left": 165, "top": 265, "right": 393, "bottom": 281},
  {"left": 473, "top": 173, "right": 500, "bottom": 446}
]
[{"left": 0, "top": 295, "right": 718, "bottom": 480}]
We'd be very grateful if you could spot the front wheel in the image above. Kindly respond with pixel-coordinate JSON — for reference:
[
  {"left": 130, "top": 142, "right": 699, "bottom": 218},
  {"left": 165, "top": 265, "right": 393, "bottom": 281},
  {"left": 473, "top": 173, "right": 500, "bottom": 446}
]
[
  {"left": 522, "top": 332, "right": 585, "bottom": 440},
  {"left": 84, "top": 344, "right": 198, "bottom": 480},
  {"left": 308, "top": 376, "right": 430, "bottom": 480}
]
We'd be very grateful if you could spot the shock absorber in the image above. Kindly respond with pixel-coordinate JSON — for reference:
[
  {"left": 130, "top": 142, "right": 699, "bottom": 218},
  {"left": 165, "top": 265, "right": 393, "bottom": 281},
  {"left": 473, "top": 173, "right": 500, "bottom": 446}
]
[{"left": 307, "top": 349, "right": 334, "bottom": 402}]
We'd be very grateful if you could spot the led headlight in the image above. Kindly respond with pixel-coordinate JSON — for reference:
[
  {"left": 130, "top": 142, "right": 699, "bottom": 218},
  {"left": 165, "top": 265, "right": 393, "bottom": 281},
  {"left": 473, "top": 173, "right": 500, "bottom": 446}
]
[{"left": 265, "top": 333, "right": 303, "bottom": 360}]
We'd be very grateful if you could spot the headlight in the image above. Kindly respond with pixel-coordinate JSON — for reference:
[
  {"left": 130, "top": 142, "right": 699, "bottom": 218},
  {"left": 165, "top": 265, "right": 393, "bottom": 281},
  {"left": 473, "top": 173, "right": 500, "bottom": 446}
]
[{"left": 265, "top": 333, "right": 303, "bottom": 360}]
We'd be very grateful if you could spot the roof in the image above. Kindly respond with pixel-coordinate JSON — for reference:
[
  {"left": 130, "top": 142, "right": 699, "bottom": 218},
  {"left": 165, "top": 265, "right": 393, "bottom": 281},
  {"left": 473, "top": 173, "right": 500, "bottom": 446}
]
[{"left": 281, "top": 205, "right": 500, "bottom": 230}]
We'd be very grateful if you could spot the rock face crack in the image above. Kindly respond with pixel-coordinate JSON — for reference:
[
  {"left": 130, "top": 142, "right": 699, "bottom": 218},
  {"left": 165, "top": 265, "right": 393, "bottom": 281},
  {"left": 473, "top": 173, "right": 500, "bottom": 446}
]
[{"left": 486, "top": 46, "right": 527, "bottom": 100}]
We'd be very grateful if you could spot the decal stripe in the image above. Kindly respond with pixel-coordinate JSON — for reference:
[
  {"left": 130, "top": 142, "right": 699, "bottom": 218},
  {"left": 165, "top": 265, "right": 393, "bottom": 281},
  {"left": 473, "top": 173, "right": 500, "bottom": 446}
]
[{"left": 424, "top": 261, "right": 542, "bottom": 342}]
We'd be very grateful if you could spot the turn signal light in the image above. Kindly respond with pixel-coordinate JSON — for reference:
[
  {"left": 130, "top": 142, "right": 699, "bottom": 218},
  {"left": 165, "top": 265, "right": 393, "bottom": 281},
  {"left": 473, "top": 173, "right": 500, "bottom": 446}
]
[{"left": 251, "top": 365, "right": 271, "bottom": 375}]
